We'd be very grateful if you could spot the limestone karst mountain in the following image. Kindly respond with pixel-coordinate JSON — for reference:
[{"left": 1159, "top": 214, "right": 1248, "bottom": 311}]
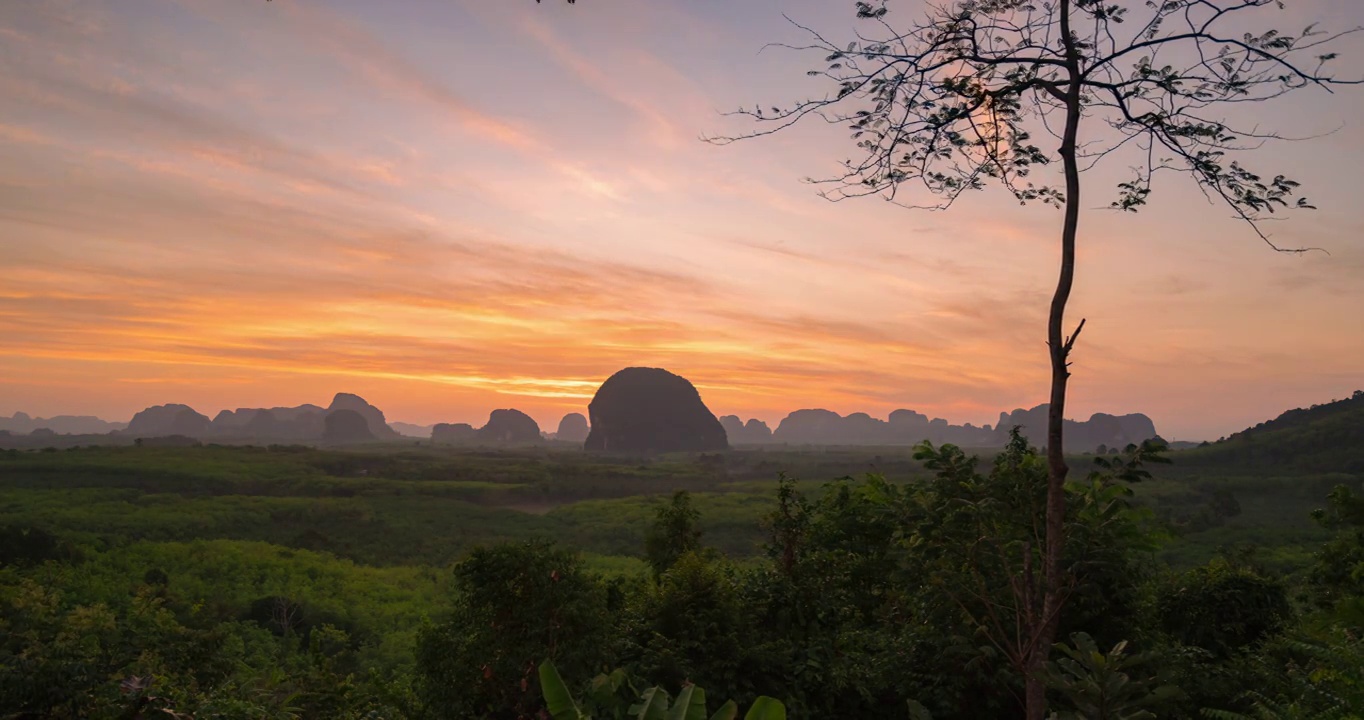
[
  {"left": 322, "top": 408, "right": 375, "bottom": 443},
  {"left": 429, "top": 412, "right": 543, "bottom": 445},
  {"left": 431, "top": 422, "right": 477, "bottom": 444},
  {"left": 476, "top": 409, "right": 542, "bottom": 443},
  {"left": 116, "top": 393, "right": 399, "bottom": 442},
  {"left": 0, "top": 412, "right": 125, "bottom": 435},
  {"left": 123, "top": 404, "right": 212, "bottom": 438},
  {"left": 328, "top": 393, "right": 400, "bottom": 439},
  {"left": 767, "top": 404, "right": 1157, "bottom": 451},
  {"left": 743, "top": 418, "right": 774, "bottom": 443},
  {"left": 774, "top": 409, "right": 898, "bottom": 445},
  {"left": 210, "top": 405, "right": 327, "bottom": 439},
  {"left": 28, "top": 390, "right": 1158, "bottom": 453},
  {"left": 993, "top": 405, "right": 1158, "bottom": 453},
  {"left": 719, "top": 415, "right": 773, "bottom": 445},
  {"left": 243, "top": 409, "right": 282, "bottom": 437},
  {"left": 584, "top": 367, "right": 727, "bottom": 453},
  {"left": 205, "top": 394, "right": 396, "bottom": 440},
  {"left": 555, "top": 412, "right": 590, "bottom": 444}
]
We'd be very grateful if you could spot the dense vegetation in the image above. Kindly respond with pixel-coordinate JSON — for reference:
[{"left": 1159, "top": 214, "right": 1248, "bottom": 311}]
[
  {"left": 1, "top": 418, "right": 1362, "bottom": 718},
  {"left": 1182, "top": 392, "right": 1364, "bottom": 474}
]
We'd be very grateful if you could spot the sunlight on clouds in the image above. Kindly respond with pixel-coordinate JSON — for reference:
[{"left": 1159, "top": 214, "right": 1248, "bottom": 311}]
[
  {"left": 0, "top": 0, "right": 1360, "bottom": 438},
  {"left": 554, "top": 163, "right": 626, "bottom": 202},
  {"left": 0, "top": 122, "right": 52, "bottom": 145}
]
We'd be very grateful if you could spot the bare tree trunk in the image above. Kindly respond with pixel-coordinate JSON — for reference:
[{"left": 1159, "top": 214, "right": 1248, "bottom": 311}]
[{"left": 1025, "top": 2, "right": 1084, "bottom": 718}]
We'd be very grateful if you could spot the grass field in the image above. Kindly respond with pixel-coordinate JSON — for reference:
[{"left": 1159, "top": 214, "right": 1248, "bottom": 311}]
[{"left": 2, "top": 441, "right": 1351, "bottom": 574}]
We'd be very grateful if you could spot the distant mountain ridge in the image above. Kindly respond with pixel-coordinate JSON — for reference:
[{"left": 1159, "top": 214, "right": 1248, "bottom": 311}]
[
  {"left": 719, "top": 415, "right": 773, "bottom": 444},
  {"left": 429, "top": 409, "right": 544, "bottom": 445},
  {"left": 116, "top": 393, "right": 399, "bottom": 443},
  {"left": 0, "top": 412, "right": 126, "bottom": 435},
  {"left": 4, "top": 369, "right": 1159, "bottom": 454},
  {"left": 1180, "top": 390, "right": 1364, "bottom": 473},
  {"left": 211, "top": 404, "right": 328, "bottom": 440},
  {"left": 1228, "top": 391, "right": 1364, "bottom": 442},
  {"left": 125, "top": 404, "right": 211, "bottom": 437},
  {"left": 3, "top": 399, "right": 1159, "bottom": 452},
  {"left": 719, "top": 404, "right": 1156, "bottom": 452},
  {"left": 390, "top": 422, "right": 434, "bottom": 438},
  {"left": 9, "top": 388, "right": 1360, "bottom": 465}
]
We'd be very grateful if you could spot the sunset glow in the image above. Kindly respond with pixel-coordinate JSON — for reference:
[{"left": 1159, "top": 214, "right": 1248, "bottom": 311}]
[{"left": 2, "top": 0, "right": 1362, "bottom": 440}]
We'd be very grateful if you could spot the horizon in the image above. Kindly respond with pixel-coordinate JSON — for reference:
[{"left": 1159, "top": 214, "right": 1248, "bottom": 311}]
[
  {"left": 8, "top": 380, "right": 1360, "bottom": 443},
  {"left": 3, "top": 0, "right": 1363, "bottom": 442}
]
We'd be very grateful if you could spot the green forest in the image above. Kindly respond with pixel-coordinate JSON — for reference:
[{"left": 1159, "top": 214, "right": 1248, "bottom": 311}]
[{"left": 2, "top": 394, "right": 1363, "bottom": 719}]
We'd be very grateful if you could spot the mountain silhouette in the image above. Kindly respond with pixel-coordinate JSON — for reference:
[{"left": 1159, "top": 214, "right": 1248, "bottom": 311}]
[
  {"left": 584, "top": 367, "right": 728, "bottom": 454},
  {"left": 123, "top": 404, "right": 212, "bottom": 438},
  {"left": 114, "top": 393, "right": 400, "bottom": 442},
  {"left": 1179, "top": 390, "right": 1364, "bottom": 473},
  {"left": 328, "top": 393, "right": 399, "bottom": 439},
  {"left": 476, "top": 409, "right": 542, "bottom": 443},
  {"left": 763, "top": 404, "right": 1156, "bottom": 452},
  {"left": 431, "top": 422, "right": 477, "bottom": 444},
  {"left": 323, "top": 408, "right": 375, "bottom": 443},
  {"left": 12, "top": 392, "right": 1167, "bottom": 454},
  {"left": 720, "top": 415, "right": 774, "bottom": 444},
  {"left": 555, "top": 413, "right": 590, "bottom": 444},
  {"left": 0, "top": 413, "right": 125, "bottom": 435}
]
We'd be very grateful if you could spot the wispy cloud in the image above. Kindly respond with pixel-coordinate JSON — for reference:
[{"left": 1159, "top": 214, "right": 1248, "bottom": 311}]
[{"left": 0, "top": 0, "right": 1361, "bottom": 438}]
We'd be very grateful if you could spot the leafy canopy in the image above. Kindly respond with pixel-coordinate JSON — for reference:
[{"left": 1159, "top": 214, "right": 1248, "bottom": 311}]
[{"left": 712, "top": 0, "right": 1362, "bottom": 251}]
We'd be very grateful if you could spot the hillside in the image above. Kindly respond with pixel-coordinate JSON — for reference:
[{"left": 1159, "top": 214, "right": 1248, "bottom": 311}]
[{"left": 1176, "top": 390, "right": 1364, "bottom": 473}]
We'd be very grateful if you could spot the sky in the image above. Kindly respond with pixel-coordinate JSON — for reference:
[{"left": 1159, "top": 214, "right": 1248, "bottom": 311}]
[{"left": 1, "top": 0, "right": 1362, "bottom": 441}]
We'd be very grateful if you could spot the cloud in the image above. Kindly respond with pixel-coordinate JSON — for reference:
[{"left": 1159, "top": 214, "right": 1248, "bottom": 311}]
[
  {"left": 2, "top": 0, "right": 1362, "bottom": 439},
  {"left": 259, "top": 0, "right": 632, "bottom": 201},
  {"left": 5, "top": 71, "right": 365, "bottom": 197},
  {"left": 267, "top": 1, "right": 540, "bottom": 152},
  {"left": 519, "top": 14, "right": 687, "bottom": 151}
]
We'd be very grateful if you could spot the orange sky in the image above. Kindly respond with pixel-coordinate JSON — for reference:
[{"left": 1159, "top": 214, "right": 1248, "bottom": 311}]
[{"left": 1, "top": 0, "right": 1362, "bottom": 441}]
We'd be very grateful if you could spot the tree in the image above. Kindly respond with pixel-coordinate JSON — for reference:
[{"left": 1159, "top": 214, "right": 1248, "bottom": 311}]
[
  {"left": 903, "top": 430, "right": 1159, "bottom": 714},
  {"left": 627, "top": 552, "right": 747, "bottom": 699},
  {"left": 741, "top": 475, "right": 916, "bottom": 717},
  {"left": 1156, "top": 558, "right": 1292, "bottom": 659},
  {"left": 1309, "top": 484, "right": 1364, "bottom": 624},
  {"left": 710, "top": 2, "right": 1359, "bottom": 716},
  {"left": 416, "top": 540, "right": 613, "bottom": 719},
  {"left": 1042, "top": 632, "right": 1182, "bottom": 719},
  {"left": 644, "top": 491, "right": 704, "bottom": 579}
]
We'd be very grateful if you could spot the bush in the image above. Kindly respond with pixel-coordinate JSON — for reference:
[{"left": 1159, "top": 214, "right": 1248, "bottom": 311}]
[
  {"left": 626, "top": 551, "right": 746, "bottom": 699},
  {"left": 416, "top": 539, "right": 614, "bottom": 719},
  {"left": 1156, "top": 559, "right": 1292, "bottom": 658}
]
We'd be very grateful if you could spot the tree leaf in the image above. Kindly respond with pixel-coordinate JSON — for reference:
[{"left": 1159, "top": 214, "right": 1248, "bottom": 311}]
[
  {"left": 539, "top": 660, "right": 584, "bottom": 720},
  {"left": 667, "top": 685, "right": 707, "bottom": 720},
  {"left": 708, "top": 701, "right": 739, "bottom": 720},
  {"left": 633, "top": 687, "right": 671, "bottom": 720},
  {"left": 743, "top": 697, "right": 786, "bottom": 720}
]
